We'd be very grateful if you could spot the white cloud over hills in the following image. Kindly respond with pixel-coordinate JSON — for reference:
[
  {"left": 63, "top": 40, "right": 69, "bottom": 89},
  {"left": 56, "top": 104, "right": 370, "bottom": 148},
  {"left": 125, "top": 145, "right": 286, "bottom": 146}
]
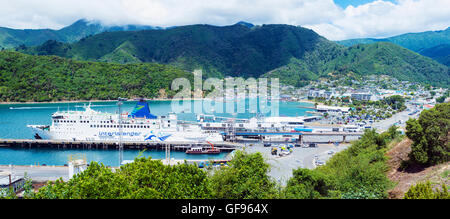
[{"left": 0, "top": 0, "right": 448, "bottom": 40}]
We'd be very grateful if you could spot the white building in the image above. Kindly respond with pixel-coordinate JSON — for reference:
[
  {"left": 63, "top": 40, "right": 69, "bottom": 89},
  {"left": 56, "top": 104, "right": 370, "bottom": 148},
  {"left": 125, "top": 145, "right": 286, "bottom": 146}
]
[
  {"left": 308, "top": 89, "right": 334, "bottom": 99},
  {"left": 316, "top": 105, "right": 351, "bottom": 114},
  {"left": 351, "top": 93, "right": 372, "bottom": 101}
]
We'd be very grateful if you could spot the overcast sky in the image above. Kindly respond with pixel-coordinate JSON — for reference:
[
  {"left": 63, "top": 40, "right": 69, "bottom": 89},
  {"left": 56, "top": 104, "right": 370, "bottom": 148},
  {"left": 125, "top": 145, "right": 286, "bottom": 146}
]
[{"left": 0, "top": 0, "right": 449, "bottom": 40}]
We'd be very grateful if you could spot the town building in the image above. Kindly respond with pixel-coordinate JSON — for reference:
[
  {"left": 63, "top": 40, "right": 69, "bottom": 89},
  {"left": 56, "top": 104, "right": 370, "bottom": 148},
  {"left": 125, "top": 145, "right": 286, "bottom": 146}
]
[{"left": 351, "top": 93, "right": 372, "bottom": 101}]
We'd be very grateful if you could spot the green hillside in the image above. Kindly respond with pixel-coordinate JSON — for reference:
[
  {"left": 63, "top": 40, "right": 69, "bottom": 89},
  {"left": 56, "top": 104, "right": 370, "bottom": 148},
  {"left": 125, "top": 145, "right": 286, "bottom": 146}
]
[
  {"left": 18, "top": 24, "right": 449, "bottom": 87},
  {"left": 418, "top": 44, "right": 450, "bottom": 66},
  {"left": 0, "top": 19, "right": 157, "bottom": 49},
  {"left": 20, "top": 24, "right": 342, "bottom": 79},
  {"left": 322, "top": 43, "right": 449, "bottom": 85},
  {"left": 338, "top": 28, "right": 450, "bottom": 51},
  {"left": 337, "top": 28, "right": 450, "bottom": 66},
  {"left": 264, "top": 42, "right": 449, "bottom": 87},
  {"left": 0, "top": 51, "right": 192, "bottom": 102}
]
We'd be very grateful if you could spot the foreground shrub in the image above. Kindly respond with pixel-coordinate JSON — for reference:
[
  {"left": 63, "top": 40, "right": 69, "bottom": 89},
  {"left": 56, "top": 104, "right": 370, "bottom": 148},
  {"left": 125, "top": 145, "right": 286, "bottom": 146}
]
[
  {"left": 404, "top": 181, "right": 449, "bottom": 199},
  {"left": 210, "top": 150, "right": 279, "bottom": 199},
  {"left": 34, "top": 157, "right": 212, "bottom": 199},
  {"left": 406, "top": 103, "right": 449, "bottom": 165}
]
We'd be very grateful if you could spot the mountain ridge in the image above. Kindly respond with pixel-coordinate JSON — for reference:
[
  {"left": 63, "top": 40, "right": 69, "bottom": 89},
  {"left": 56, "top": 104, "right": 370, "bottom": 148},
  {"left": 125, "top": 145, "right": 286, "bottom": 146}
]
[
  {"left": 0, "top": 19, "right": 159, "bottom": 49},
  {"left": 337, "top": 27, "right": 450, "bottom": 66},
  {"left": 16, "top": 23, "right": 450, "bottom": 87}
]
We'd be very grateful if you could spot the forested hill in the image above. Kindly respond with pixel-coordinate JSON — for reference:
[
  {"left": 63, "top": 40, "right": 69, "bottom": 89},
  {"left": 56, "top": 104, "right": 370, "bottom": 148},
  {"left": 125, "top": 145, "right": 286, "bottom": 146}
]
[
  {"left": 0, "top": 51, "right": 192, "bottom": 102},
  {"left": 0, "top": 19, "right": 157, "bottom": 49},
  {"left": 18, "top": 24, "right": 449, "bottom": 87},
  {"left": 337, "top": 27, "right": 450, "bottom": 66},
  {"left": 338, "top": 27, "right": 450, "bottom": 52},
  {"left": 19, "top": 24, "right": 343, "bottom": 79}
]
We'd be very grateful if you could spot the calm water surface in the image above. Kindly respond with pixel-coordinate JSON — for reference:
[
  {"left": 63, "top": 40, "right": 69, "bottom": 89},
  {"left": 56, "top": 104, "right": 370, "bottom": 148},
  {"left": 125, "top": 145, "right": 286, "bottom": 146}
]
[{"left": 0, "top": 100, "right": 313, "bottom": 166}]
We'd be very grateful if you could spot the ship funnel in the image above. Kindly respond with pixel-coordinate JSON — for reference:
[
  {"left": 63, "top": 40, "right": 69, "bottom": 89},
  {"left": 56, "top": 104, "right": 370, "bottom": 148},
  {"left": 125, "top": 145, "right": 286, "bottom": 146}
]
[{"left": 129, "top": 100, "right": 157, "bottom": 119}]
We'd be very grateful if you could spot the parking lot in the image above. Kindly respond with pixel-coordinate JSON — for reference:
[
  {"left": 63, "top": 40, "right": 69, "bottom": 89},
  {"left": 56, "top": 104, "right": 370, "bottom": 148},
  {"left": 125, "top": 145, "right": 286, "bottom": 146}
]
[{"left": 243, "top": 142, "right": 351, "bottom": 185}]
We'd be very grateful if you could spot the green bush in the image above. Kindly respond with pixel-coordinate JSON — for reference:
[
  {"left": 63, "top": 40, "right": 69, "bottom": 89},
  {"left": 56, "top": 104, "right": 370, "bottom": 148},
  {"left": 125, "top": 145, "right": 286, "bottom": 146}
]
[
  {"left": 283, "top": 129, "right": 395, "bottom": 199},
  {"left": 283, "top": 168, "right": 333, "bottom": 199},
  {"left": 404, "top": 181, "right": 449, "bottom": 199},
  {"left": 33, "top": 157, "right": 212, "bottom": 199},
  {"left": 209, "top": 150, "right": 279, "bottom": 199},
  {"left": 406, "top": 103, "right": 450, "bottom": 165}
]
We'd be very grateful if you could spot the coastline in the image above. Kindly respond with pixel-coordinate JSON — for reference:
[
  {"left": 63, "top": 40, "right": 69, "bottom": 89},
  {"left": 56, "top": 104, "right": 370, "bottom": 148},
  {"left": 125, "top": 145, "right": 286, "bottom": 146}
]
[
  {"left": 296, "top": 99, "right": 324, "bottom": 106},
  {"left": 0, "top": 98, "right": 317, "bottom": 105},
  {"left": 0, "top": 98, "right": 207, "bottom": 105}
]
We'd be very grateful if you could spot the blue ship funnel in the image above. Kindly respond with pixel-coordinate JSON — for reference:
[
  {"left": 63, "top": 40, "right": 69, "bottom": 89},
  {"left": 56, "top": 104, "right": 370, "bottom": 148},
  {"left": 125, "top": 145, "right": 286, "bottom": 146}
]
[{"left": 129, "top": 100, "right": 157, "bottom": 119}]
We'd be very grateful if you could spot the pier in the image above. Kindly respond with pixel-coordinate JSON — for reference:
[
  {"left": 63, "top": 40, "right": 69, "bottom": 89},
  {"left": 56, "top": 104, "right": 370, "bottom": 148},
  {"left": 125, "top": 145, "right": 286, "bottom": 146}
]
[
  {"left": 0, "top": 132, "right": 363, "bottom": 151},
  {"left": 225, "top": 131, "right": 364, "bottom": 143},
  {"left": 0, "top": 139, "right": 239, "bottom": 152}
]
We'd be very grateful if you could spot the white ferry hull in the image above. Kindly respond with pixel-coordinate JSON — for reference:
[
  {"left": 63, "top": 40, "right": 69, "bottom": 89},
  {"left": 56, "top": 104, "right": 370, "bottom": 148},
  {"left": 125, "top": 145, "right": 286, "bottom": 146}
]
[
  {"left": 27, "top": 100, "right": 224, "bottom": 143},
  {"left": 28, "top": 126, "right": 223, "bottom": 143}
]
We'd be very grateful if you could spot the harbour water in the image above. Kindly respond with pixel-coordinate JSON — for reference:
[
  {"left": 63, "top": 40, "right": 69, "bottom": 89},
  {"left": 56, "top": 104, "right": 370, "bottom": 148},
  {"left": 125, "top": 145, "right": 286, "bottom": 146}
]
[
  {"left": 0, "top": 99, "right": 314, "bottom": 166},
  {"left": 0, "top": 147, "right": 229, "bottom": 166}
]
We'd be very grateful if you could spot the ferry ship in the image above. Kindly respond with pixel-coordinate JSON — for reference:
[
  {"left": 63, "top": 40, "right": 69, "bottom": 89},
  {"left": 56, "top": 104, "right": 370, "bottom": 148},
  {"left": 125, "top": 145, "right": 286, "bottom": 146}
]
[{"left": 27, "top": 100, "right": 223, "bottom": 142}]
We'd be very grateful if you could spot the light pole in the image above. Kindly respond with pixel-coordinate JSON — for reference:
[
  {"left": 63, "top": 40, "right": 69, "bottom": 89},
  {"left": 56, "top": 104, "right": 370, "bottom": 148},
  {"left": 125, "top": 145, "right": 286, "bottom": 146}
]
[{"left": 117, "top": 97, "right": 127, "bottom": 166}]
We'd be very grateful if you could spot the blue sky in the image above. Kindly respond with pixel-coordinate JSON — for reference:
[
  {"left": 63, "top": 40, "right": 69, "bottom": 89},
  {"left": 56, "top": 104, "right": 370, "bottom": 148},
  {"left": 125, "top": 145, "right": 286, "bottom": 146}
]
[{"left": 334, "top": 0, "right": 396, "bottom": 8}]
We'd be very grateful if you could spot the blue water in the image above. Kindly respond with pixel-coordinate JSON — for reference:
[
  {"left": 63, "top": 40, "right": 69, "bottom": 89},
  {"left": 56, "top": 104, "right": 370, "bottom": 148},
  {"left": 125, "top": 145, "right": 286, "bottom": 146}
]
[
  {"left": 0, "top": 148, "right": 229, "bottom": 166},
  {"left": 0, "top": 100, "right": 313, "bottom": 166}
]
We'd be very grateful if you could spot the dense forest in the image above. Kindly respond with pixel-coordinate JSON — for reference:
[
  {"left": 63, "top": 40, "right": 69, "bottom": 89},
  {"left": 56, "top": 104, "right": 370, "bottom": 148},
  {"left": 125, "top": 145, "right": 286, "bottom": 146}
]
[
  {"left": 337, "top": 27, "right": 450, "bottom": 66},
  {"left": 265, "top": 42, "right": 449, "bottom": 87},
  {"left": 0, "top": 51, "right": 193, "bottom": 102},
  {"left": 0, "top": 19, "right": 156, "bottom": 49},
  {"left": 17, "top": 24, "right": 449, "bottom": 88},
  {"left": 338, "top": 27, "right": 450, "bottom": 52}
]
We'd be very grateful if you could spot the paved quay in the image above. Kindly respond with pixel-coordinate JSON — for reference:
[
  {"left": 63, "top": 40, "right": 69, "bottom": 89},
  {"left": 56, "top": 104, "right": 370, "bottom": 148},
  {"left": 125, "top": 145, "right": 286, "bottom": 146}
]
[
  {"left": 0, "top": 165, "right": 69, "bottom": 182},
  {"left": 243, "top": 143, "right": 351, "bottom": 185}
]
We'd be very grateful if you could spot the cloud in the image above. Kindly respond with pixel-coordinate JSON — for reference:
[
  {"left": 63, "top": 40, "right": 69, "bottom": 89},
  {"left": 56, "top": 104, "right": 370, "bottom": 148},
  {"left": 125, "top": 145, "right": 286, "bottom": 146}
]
[
  {"left": 0, "top": 0, "right": 448, "bottom": 40},
  {"left": 307, "top": 0, "right": 450, "bottom": 40}
]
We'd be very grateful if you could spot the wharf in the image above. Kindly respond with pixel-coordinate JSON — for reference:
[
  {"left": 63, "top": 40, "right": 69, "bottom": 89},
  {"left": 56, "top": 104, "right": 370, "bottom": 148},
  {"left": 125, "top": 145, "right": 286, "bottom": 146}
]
[
  {"left": 0, "top": 139, "right": 239, "bottom": 152},
  {"left": 233, "top": 131, "right": 363, "bottom": 136},
  {"left": 226, "top": 131, "right": 364, "bottom": 143}
]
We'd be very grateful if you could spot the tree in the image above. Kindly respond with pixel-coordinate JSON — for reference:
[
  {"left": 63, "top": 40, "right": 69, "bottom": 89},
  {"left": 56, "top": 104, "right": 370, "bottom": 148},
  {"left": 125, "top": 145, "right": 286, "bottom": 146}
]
[
  {"left": 406, "top": 103, "right": 449, "bottom": 165},
  {"left": 387, "top": 125, "right": 400, "bottom": 140},
  {"left": 430, "top": 91, "right": 436, "bottom": 97},
  {"left": 209, "top": 150, "right": 279, "bottom": 199},
  {"left": 33, "top": 157, "right": 212, "bottom": 199},
  {"left": 436, "top": 95, "right": 446, "bottom": 103},
  {"left": 404, "top": 181, "right": 449, "bottom": 199},
  {"left": 283, "top": 168, "right": 333, "bottom": 199},
  {"left": 383, "top": 95, "right": 405, "bottom": 111}
]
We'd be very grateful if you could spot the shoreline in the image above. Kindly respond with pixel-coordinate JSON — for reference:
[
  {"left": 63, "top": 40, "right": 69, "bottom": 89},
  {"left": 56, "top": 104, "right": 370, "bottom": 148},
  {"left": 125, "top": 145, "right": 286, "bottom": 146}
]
[
  {"left": 0, "top": 98, "right": 317, "bottom": 105},
  {"left": 0, "top": 98, "right": 208, "bottom": 105}
]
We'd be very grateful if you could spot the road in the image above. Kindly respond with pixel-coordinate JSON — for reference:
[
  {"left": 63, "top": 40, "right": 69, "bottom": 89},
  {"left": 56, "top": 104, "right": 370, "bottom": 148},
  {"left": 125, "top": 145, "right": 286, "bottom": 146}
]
[
  {"left": 372, "top": 103, "right": 421, "bottom": 132},
  {"left": 0, "top": 165, "right": 69, "bottom": 182}
]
